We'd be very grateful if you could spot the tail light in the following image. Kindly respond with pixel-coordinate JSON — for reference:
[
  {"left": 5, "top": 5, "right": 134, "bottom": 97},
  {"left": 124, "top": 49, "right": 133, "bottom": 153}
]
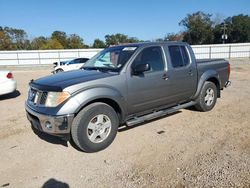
[
  {"left": 6, "top": 72, "right": 13, "bottom": 79},
  {"left": 228, "top": 63, "right": 231, "bottom": 79}
]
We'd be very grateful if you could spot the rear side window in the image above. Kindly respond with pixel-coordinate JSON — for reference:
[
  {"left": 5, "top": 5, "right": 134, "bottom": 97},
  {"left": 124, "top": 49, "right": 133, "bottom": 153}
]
[
  {"left": 168, "top": 45, "right": 190, "bottom": 68},
  {"left": 180, "top": 46, "right": 190, "bottom": 66}
]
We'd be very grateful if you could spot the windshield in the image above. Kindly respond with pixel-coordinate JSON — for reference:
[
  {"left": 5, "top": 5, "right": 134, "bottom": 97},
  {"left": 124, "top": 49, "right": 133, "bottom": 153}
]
[{"left": 82, "top": 46, "right": 138, "bottom": 72}]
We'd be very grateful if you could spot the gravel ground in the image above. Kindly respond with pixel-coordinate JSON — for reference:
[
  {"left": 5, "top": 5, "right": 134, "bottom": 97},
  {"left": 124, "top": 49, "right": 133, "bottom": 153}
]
[{"left": 0, "top": 59, "right": 250, "bottom": 188}]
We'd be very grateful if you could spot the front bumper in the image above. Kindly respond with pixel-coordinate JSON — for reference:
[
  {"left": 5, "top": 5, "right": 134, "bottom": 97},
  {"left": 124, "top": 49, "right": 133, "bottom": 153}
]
[{"left": 25, "top": 102, "right": 74, "bottom": 137}]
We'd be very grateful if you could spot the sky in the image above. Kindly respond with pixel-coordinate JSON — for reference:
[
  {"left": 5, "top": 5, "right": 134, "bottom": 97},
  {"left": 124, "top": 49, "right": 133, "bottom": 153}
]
[{"left": 0, "top": 0, "right": 249, "bottom": 45}]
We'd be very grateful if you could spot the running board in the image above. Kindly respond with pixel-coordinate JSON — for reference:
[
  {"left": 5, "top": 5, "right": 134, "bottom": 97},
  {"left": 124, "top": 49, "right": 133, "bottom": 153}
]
[{"left": 126, "top": 101, "right": 196, "bottom": 127}]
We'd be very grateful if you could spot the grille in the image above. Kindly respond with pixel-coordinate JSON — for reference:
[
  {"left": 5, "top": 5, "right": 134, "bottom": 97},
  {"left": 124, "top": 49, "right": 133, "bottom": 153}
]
[
  {"left": 40, "top": 92, "right": 48, "bottom": 105},
  {"left": 29, "top": 88, "right": 47, "bottom": 106}
]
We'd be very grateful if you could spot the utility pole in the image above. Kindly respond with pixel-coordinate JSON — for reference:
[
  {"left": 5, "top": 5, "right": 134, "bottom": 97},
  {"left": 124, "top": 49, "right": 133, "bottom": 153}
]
[{"left": 221, "top": 22, "right": 228, "bottom": 44}]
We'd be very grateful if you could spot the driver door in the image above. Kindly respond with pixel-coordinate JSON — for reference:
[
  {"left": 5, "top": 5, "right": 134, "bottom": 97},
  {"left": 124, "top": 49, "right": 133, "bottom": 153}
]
[{"left": 126, "top": 46, "right": 171, "bottom": 114}]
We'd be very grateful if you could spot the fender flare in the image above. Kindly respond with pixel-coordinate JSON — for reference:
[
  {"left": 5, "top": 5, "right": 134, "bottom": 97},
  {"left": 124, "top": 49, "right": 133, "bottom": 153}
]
[
  {"left": 72, "top": 86, "right": 127, "bottom": 121},
  {"left": 192, "top": 69, "right": 221, "bottom": 100}
]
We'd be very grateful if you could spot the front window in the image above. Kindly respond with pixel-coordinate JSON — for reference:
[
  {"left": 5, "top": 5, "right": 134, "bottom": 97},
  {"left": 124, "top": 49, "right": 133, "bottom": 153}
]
[
  {"left": 82, "top": 46, "right": 138, "bottom": 72},
  {"left": 132, "top": 46, "right": 165, "bottom": 72}
]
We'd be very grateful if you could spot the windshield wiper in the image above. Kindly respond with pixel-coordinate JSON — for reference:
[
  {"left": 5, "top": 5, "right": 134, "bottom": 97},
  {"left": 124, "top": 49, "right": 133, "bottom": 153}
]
[
  {"left": 81, "top": 66, "right": 99, "bottom": 70},
  {"left": 81, "top": 66, "right": 117, "bottom": 72}
]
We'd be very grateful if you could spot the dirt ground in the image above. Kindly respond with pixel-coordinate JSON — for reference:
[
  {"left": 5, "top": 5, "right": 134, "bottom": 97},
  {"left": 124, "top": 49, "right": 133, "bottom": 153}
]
[{"left": 0, "top": 59, "right": 250, "bottom": 188}]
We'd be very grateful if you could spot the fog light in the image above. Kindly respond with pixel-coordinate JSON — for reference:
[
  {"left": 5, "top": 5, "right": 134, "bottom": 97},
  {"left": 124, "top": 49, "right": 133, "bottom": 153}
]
[{"left": 45, "top": 121, "right": 52, "bottom": 130}]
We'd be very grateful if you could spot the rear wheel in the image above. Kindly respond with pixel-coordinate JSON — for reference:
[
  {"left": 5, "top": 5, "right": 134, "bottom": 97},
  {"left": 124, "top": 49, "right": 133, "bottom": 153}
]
[
  {"left": 194, "top": 81, "right": 217, "bottom": 112},
  {"left": 71, "top": 102, "right": 119, "bottom": 152}
]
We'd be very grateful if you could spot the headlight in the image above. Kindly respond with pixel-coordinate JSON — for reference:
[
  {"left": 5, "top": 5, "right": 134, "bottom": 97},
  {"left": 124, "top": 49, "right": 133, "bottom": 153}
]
[{"left": 45, "top": 91, "right": 70, "bottom": 107}]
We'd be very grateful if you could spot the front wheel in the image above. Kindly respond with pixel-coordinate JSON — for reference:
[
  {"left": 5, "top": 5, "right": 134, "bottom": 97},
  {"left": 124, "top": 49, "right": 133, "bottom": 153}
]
[
  {"left": 194, "top": 81, "right": 217, "bottom": 112},
  {"left": 71, "top": 102, "right": 119, "bottom": 152}
]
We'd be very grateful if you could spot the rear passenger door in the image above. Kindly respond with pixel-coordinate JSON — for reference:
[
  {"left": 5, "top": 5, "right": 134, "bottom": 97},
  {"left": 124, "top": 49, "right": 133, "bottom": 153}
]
[{"left": 164, "top": 45, "right": 197, "bottom": 102}]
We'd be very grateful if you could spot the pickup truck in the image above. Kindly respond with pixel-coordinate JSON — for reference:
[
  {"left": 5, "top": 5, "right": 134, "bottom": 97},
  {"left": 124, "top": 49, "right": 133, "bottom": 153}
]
[{"left": 25, "top": 42, "right": 231, "bottom": 152}]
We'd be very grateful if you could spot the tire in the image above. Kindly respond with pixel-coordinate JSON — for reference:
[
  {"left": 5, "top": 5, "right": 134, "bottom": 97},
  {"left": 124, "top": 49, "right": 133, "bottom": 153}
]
[
  {"left": 71, "top": 102, "right": 119, "bottom": 152},
  {"left": 56, "top": 69, "right": 63, "bottom": 73},
  {"left": 194, "top": 81, "right": 217, "bottom": 112}
]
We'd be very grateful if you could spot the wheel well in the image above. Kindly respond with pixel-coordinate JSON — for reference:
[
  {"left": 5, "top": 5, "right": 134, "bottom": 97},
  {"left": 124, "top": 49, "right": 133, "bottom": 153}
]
[
  {"left": 207, "top": 77, "right": 221, "bottom": 98},
  {"left": 77, "top": 98, "right": 123, "bottom": 123}
]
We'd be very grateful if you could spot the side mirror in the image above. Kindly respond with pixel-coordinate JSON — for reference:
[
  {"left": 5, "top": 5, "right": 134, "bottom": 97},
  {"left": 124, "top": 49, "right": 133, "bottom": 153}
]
[{"left": 133, "top": 63, "right": 150, "bottom": 75}]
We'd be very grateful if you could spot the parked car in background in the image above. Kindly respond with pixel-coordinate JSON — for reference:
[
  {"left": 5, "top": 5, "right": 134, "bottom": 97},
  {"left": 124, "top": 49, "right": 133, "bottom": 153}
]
[
  {"left": 53, "top": 58, "right": 89, "bottom": 73},
  {"left": 0, "top": 70, "right": 16, "bottom": 96}
]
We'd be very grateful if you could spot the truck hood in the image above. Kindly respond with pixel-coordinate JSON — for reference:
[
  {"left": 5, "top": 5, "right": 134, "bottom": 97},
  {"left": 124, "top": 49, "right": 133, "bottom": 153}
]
[{"left": 30, "top": 69, "right": 118, "bottom": 91}]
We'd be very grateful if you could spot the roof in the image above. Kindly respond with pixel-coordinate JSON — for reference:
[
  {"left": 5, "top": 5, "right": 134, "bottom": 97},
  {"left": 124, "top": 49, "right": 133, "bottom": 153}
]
[{"left": 108, "top": 41, "right": 188, "bottom": 48}]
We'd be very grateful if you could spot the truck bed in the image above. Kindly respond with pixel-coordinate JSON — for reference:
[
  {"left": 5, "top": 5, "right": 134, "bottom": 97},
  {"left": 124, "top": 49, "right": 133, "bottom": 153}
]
[
  {"left": 196, "top": 58, "right": 226, "bottom": 64},
  {"left": 196, "top": 58, "right": 229, "bottom": 89}
]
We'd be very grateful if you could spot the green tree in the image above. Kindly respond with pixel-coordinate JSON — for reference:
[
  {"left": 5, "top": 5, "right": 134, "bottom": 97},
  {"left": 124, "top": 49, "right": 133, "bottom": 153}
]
[
  {"left": 51, "top": 31, "right": 68, "bottom": 48},
  {"left": 227, "top": 14, "right": 250, "bottom": 43},
  {"left": 92, "top": 38, "right": 106, "bottom": 48},
  {"left": 40, "top": 38, "right": 64, "bottom": 50},
  {"left": 180, "top": 11, "right": 214, "bottom": 44},
  {"left": 67, "top": 34, "right": 85, "bottom": 49},
  {"left": 0, "top": 27, "right": 14, "bottom": 50},
  {"left": 105, "top": 34, "right": 126, "bottom": 45},
  {"left": 127, "top": 37, "right": 140, "bottom": 43},
  {"left": 213, "top": 14, "right": 250, "bottom": 43},
  {"left": 30, "top": 36, "right": 48, "bottom": 50},
  {"left": 2, "top": 26, "right": 30, "bottom": 50},
  {"left": 105, "top": 33, "right": 140, "bottom": 46},
  {"left": 165, "top": 32, "right": 184, "bottom": 41}
]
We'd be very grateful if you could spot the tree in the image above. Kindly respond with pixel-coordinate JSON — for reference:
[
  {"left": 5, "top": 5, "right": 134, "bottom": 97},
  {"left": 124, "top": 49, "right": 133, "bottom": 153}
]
[
  {"left": 40, "top": 38, "right": 64, "bottom": 50},
  {"left": 105, "top": 34, "right": 126, "bottom": 45},
  {"left": 92, "top": 39, "right": 106, "bottom": 48},
  {"left": 1, "top": 27, "right": 30, "bottom": 50},
  {"left": 127, "top": 37, "right": 140, "bottom": 43},
  {"left": 51, "top": 31, "right": 68, "bottom": 48},
  {"left": 227, "top": 14, "right": 250, "bottom": 43},
  {"left": 165, "top": 32, "right": 184, "bottom": 41},
  {"left": 213, "top": 14, "right": 250, "bottom": 43},
  {"left": 105, "top": 33, "right": 140, "bottom": 46},
  {"left": 180, "top": 11, "right": 214, "bottom": 44},
  {"left": 0, "top": 29, "right": 14, "bottom": 50},
  {"left": 67, "top": 34, "right": 85, "bottom": 49},
  {"left": 30, "top": 36, "right": 48, "bottom": 50}
]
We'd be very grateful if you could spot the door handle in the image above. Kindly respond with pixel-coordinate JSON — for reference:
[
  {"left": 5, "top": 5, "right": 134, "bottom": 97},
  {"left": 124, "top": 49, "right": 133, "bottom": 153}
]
[
  {"left": 162, "top": 73, "right": 169, "bottom": 80},
  {"left": 188, "top": 70, "right": 193, "bottom": 76}
]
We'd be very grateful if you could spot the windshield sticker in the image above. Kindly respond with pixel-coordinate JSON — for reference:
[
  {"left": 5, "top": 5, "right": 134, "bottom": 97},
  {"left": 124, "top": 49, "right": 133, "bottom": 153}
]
[{"left": 122, "top": 47, "right": 137, "bottom": 51}]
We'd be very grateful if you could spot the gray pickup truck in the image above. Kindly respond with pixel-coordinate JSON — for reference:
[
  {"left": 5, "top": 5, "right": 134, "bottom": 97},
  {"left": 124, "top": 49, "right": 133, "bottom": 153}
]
[{"left": 25, "top": 42, "right": 231, "bottom": 152}]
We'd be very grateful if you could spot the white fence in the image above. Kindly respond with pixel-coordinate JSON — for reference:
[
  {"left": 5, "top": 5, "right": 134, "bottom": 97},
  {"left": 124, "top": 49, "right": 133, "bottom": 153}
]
[
  {"left": 0, "top": 49, "right": 102, "bottom": 66},
  {"left": 0, "top": 43, "right": 249, "bottom": 66},
  {"left": 192, "top": 43, "right": 250, "bottom": 59}
]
